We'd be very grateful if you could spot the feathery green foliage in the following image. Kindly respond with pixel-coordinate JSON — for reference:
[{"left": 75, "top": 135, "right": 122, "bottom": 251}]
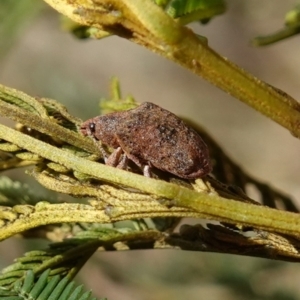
[
  {"left": 1, "top": 1, "right": 300, "bottom": 299},
  {"left": 0, "top": 269, "right": 100, "bottom": 300}
]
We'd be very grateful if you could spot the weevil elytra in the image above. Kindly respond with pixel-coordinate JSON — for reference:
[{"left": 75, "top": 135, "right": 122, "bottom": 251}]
[{"left": 80, "top": 102, "right": 212, "bottom": 179}]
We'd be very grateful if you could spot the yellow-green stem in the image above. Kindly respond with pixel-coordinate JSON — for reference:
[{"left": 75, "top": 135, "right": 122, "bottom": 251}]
[{"left": 0, "top": 124, "right": 300, "bottom": 237}]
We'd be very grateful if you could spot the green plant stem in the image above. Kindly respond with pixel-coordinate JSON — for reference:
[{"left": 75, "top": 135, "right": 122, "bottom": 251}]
[
  {"left": 1, "top": 124, "right": 300, "bottom": 238},
  {"left": 252, "top": 25, "right": 300, "bottom": 46},
  {"left": 42, "top": 0, "right": 300, "bottom": 138}
]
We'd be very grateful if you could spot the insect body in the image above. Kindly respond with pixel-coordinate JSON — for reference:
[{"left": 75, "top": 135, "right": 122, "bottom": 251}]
[{"left": 80, "top": 102, "right": 211, "bottom": 179}]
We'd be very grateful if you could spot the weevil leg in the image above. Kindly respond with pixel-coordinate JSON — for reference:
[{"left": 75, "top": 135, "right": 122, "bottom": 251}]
[
  {"left": 106, "top": 147, "right": 123, "bottom": 167},
  {"left": 116, "top": 154, "right": 128, "bottom": 169},
  {"left": 100, "top": 146, "right": 110, "bottom": 163},
  {"left": 120, "top": 152, "right": 148, "bottom": 176},
  {"left": 143, "top": 165, "right": 152, "bottom": 177},
  {"left": 119, "top": 150, "right": 151, "bottom": 177},
  {"left": 115, "top": 136, "right": 152, "bottom": 177}
]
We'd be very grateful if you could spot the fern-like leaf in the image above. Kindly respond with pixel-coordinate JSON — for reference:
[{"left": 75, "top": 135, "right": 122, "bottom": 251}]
[{"left": 0, "top": 269, "right": 100, "bottom": 300}]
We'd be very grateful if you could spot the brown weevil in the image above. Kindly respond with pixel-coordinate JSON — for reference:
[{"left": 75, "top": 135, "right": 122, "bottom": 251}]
[{"left": 80, "top": 102, "right": 212, "bottom": 179}]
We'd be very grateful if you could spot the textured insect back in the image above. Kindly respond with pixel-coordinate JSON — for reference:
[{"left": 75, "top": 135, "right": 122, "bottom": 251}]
[{"left": 81, "top": 102, "right": 211, "bottom": 179}]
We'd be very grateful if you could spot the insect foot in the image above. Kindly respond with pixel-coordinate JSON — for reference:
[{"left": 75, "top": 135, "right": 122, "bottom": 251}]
[{"left": 80, "top": 102, "right": 212, "bottom": 179}]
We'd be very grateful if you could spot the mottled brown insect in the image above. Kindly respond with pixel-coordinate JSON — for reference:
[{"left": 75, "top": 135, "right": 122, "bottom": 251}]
[{"left": 80, "top": 102, "right": 211, "bottom": 179}]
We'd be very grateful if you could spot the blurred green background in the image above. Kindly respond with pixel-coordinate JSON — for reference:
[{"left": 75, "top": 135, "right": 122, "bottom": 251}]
[{"left": 1, "top": 1, "right": 300, "bottom": 299}]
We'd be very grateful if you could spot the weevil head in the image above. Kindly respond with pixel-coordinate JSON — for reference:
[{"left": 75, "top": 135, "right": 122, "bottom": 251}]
[
  {"left": 80, "top": 113, "right": 125, "bottom": 148},
  {"left": 80, "top": 118, "right": 97, "bottom": 137}
]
